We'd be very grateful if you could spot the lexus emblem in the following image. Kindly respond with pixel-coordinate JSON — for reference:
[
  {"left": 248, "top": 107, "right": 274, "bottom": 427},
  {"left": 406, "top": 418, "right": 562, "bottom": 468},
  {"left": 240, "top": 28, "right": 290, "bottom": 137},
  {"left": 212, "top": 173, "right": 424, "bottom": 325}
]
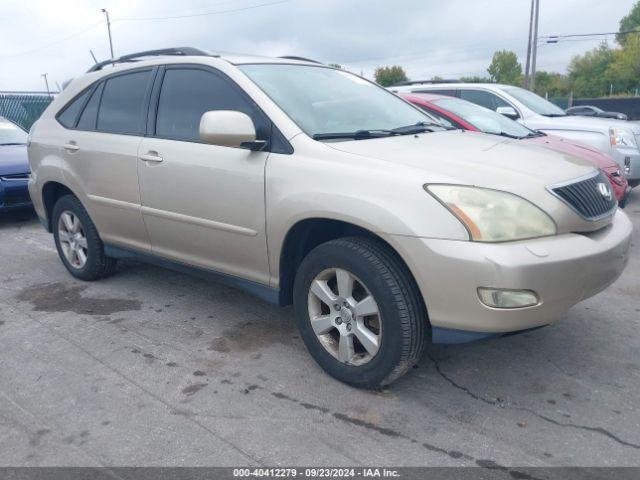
[{"left": 597, "top": 182, "right": 612, "bottom": 201}]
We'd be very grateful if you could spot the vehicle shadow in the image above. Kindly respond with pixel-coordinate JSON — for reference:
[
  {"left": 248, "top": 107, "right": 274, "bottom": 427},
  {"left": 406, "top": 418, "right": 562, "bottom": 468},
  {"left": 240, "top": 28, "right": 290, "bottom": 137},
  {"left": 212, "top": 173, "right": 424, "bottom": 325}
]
[{"left": 0, "top": 208, "right": 37, "bottom": 230}]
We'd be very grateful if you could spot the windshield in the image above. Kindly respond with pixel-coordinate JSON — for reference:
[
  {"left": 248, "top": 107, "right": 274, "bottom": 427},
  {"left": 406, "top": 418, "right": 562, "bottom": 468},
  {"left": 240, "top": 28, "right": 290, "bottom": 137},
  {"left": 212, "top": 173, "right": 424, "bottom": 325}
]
[
  {"left": 502, "top": 86, "right": 566, "bottom": 117},
  {"left": 434, "top": 97, "right": 535, "bottom": 138},
  {"left": 240, "top": 64, "right": 442, "bottom": 139},
  {"left": 0, "top": 119, "right": 28, "bottom": 145}
]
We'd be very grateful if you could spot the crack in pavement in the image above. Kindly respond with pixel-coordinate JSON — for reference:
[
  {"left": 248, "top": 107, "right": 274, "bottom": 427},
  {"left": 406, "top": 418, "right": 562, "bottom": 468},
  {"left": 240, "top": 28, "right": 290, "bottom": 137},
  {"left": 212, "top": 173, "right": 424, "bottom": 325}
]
[
  {"left": 428, "top": 354, "right": 501, "bottom": 406},
  {"left": 428, "top": 355, "right": 640, "bottom": 451},
  {"left": 526, "top": 411, "right": 640, "bottom": 450},
  {"left": 268, "top": 391, "right": 542, "bottom": 480}
]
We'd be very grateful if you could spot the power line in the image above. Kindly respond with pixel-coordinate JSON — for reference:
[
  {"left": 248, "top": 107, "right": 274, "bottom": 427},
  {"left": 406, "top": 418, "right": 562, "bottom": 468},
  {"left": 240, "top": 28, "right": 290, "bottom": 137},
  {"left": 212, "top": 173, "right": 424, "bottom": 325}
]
[
  {"left": 0, "top": 0, "right": 294, "bottom": 62},
  {"left": 116, "top": 0, "right": 292, "bottom": 21},
  {"left": 540, "top": 28, "right": 640, "bottom": 40},
  {"left": 0, "top": 22, "right": 102, "bottom": 61}
]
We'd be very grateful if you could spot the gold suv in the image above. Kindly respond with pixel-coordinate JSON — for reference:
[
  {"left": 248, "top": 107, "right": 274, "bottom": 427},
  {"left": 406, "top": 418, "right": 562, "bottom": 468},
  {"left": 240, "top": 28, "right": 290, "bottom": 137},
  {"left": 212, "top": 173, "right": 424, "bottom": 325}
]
[{"left": 28, "top": 48, "right": 632, "bottom": 387}]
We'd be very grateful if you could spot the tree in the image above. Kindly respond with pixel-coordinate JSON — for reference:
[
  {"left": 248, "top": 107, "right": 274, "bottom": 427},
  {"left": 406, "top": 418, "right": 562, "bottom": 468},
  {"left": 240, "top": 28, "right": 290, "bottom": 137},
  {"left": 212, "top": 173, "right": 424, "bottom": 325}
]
[
  {"left": 487, "top": 50, "right": 522, "bottom": 85},
  {"left": 459, "top": 75, "right": 492, "bottom": 83},
  {"left": 617, "top": 0, "right": 640, "bottom": 45},
  {"left": 608, "top": 34, "right": 640, "bottom": 93},
  {"left": 532, "top": 71, "right": 571, "bottom": 97},
  {"left": 568, "top": 42, "right": 614, "bottom": 97},
  {"left": 374, "top": 66, "right": 408, "bottom": 87}
]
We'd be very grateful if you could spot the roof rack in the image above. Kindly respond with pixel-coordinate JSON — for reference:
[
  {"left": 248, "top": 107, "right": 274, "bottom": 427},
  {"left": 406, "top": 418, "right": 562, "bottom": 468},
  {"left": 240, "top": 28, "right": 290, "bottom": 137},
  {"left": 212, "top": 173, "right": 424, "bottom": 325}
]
[
  {"left": 87, "top": 47, "right": 218, "bottom": 73},
  {"left": 392, "top": 79, "right": 461, "bottom": 86},
  {"left": 278, "top": 56, "right": 323, "bottom": 64}
]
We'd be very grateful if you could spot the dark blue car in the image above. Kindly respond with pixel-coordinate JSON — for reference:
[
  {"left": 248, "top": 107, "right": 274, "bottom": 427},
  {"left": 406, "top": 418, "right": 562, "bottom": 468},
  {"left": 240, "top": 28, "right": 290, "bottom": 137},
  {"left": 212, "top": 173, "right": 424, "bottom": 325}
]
[{"left": 0, "top": 117, "right": 32, "bottom": 212}]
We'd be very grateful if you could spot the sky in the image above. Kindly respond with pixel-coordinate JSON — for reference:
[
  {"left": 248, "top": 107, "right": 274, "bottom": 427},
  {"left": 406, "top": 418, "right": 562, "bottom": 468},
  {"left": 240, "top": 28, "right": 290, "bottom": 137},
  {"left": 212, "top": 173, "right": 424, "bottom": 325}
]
[{"left": 0, "top": 0, "right": 636, "bottom": 91}]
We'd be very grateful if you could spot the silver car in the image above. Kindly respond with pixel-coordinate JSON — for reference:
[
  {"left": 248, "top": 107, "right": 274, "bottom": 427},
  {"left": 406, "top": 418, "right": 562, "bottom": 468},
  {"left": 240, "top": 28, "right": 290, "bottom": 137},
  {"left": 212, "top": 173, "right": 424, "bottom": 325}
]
[
  {"left": 28, "top": 49, "right": 632, "bottom": 387},
  {"left": 390, "top": 82, "right": 640, "bottom": 187}
]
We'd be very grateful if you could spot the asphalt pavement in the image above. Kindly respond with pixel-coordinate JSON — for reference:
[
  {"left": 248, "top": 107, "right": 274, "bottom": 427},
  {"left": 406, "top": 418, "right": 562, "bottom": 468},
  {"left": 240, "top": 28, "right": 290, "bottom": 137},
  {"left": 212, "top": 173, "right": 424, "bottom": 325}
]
[{"left": 0, "top": 191, "right": 638, "bottom": 468}]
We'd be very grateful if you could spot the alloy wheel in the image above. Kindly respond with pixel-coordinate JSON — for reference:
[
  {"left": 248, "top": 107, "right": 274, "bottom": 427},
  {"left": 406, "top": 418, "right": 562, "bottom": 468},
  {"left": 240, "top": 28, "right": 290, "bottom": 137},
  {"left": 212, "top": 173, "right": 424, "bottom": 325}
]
[
  {"left": 58, "top": 210, "right": 88, "bottom": 269},
  {"left": 307, "top": 268, "right": 381, "bottom": 366}
]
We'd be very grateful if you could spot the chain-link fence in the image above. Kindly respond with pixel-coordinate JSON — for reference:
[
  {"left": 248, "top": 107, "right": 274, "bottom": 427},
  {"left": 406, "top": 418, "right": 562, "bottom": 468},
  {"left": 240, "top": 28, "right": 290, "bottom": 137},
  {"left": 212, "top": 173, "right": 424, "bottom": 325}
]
[{"left": 0, "top": 92, "right": 56, "bottom": 130}]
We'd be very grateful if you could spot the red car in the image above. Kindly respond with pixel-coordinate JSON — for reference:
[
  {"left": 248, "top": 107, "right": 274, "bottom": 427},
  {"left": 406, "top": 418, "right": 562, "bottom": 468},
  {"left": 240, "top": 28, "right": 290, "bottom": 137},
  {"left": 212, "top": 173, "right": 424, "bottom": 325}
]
[{"left": 402, "top": 93, "right": 629, "bottom": 205}]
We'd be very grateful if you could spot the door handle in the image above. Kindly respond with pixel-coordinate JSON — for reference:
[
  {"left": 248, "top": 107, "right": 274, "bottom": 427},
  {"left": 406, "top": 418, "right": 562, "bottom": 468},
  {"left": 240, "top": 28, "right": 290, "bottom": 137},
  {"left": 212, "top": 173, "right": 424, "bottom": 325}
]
[
  {"left": 139, "top": 151, "right": 163, "bottom": 163},
  {"left": 63, "top": 142, "right": 79, "bottom": 152}
]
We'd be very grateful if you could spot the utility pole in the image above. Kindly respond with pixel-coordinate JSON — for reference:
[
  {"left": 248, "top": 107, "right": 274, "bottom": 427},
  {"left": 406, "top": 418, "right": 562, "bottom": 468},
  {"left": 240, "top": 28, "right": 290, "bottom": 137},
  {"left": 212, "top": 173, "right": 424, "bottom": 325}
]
[
  {"left": 530, "top": 0, "right": 540, "bottom": 91},
  {"left": 101, "top": 8, "right": 115, "bottom": 61},
  {"left": 41, "top": 73, "right": 50, "bottom": 96},
  {"left": 524, "top": 0, "right": 535, "bottom": 89}
]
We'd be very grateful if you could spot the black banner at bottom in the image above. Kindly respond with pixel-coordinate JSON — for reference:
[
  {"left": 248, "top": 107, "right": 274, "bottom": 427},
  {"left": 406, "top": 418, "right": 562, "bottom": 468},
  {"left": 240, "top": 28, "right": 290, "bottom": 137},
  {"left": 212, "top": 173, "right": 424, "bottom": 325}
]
[{"left": 0, "top": 467, "right": 638, "bottom": 480}]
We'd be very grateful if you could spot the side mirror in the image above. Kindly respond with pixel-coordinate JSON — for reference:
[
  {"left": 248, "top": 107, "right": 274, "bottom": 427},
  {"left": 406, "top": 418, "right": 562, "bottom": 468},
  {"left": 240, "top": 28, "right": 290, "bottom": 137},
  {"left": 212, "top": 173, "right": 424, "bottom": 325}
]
[
  {"left": 496, "top": 106, "right": 519, "bottom": 120},
  {"left": 199, "top": 111, "right": 265, "bottom": 150}
]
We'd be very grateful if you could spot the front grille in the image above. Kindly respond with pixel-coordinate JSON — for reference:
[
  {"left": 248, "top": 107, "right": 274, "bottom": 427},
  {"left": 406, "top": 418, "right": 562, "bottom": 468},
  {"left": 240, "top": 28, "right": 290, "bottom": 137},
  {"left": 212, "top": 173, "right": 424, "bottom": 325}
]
[{"left": 549, "top": 170, "right": 617, "bottom": 221}]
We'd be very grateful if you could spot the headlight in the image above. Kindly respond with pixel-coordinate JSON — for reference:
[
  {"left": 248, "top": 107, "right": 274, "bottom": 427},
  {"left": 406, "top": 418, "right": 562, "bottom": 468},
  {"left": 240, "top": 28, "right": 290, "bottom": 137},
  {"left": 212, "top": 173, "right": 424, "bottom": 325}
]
[
  {"left": 609, "top": 128, "right": 637, "bottom": 149},
  {"left": 425, "top": 185, "right": 556, "bottom": 242}
]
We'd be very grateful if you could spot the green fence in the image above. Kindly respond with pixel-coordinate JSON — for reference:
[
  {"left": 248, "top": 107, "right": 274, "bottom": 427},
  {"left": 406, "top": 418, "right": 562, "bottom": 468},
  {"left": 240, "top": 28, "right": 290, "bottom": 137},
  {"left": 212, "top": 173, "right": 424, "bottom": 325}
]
[{"left": 0, "top": 92, "right": 56, "bottom": 130}]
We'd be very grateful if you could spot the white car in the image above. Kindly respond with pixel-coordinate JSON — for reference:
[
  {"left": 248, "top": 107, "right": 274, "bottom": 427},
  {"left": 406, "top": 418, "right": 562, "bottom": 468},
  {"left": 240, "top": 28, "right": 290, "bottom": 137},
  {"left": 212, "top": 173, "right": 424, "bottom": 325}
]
[{"left": 390, "top": 82, "right": 640, "bottom": 187}]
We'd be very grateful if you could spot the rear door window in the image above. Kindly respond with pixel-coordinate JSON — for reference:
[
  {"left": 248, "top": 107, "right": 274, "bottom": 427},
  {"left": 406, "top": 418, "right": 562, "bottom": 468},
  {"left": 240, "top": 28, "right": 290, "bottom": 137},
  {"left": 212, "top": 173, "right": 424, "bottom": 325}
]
[
  {"left": 460, "top": 89, "right": 510, "bottom": 111},
  {"left": 76, "top": 83, "right": 104, "bottom": 131},
  {"left": 97, "top": 70, "right": 152, "bottom": 135},
  {"left": 414, "top": 89, "right": 457, "bottom": 97}
]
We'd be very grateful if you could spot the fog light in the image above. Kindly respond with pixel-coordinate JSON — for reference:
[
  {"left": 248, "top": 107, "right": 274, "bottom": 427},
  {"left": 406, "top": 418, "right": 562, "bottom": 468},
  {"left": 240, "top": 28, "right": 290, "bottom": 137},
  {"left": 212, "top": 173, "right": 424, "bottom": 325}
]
[{"left": 477, "top": 288, "right": 539, "bottom": 309}]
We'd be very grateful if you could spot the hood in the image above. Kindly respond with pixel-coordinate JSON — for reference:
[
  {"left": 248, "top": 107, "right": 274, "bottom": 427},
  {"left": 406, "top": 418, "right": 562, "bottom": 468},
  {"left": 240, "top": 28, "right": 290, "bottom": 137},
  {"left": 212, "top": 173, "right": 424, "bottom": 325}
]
[
  {"left": 529, "top": 113, "right": 640, "bottom": 134},
  {"left": 523, "top": 134, "right": 618, "bottom": 170},
  {"left": 326, "top": 130, "right": 595, "bottom": 188},
  {"left": 0, "top": 144, "right": 29, "bottom": 176},
  {"left": 324, "top": 130, "right": 610, "bottom": 233}
]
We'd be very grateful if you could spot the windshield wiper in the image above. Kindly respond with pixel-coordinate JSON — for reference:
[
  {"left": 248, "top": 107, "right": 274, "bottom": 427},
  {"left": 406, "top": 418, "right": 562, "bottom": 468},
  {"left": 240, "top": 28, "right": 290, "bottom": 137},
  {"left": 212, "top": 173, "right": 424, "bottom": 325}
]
[
  {"left": 0, "top": 142, "right": 26, "bottom": 146},
  {"left": 313, "top": 129, "right": 398, "bottom": 141},
  {"left": 391, "top": 121, "right": 447, "bottom": 134},
  {"left": 524, "top": 131, "right": 545, "bottom": 138},
  {"left": 313, "top": 121, "right": 449, "bottom": 141},
  {"left": 541, "top": 113, "right": 566, "bottom": 117},
  {"left": 495, "top": 131, "right": 523, "bottom": 139}
]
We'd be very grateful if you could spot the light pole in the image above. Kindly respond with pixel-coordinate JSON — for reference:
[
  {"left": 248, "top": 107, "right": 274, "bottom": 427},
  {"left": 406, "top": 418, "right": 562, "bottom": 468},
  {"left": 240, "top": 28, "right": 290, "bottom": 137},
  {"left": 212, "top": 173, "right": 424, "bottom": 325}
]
[
  {"left": 101, "top": 8, "right": 115, "bottom": 61},
  {"left": 530, "top": 0, "right": 540, "bottom": 91},
  {"left": 41, "top": 73, "right": 50, "bottom": 96},
  {"left": 524, "top": 0, "right": 535, "bottom": 89}
]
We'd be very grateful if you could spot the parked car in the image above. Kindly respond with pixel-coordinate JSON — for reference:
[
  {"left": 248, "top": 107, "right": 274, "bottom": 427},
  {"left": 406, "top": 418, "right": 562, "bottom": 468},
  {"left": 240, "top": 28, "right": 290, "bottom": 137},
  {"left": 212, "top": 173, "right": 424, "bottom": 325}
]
[
  {"left": 0, "top": 117, "right": 32, "bottom": 213},
  {"left": 566, "top": 105, "right": 628, "bottom": 121},
  {"left": 401, "top": 92, "right": 630, "bottom": 206},
  {"left": 390, "top": 82, "right": 640, "bottom": 187},
  {"left": 29, "top": 49, "right": 632, "bottom": 387}
]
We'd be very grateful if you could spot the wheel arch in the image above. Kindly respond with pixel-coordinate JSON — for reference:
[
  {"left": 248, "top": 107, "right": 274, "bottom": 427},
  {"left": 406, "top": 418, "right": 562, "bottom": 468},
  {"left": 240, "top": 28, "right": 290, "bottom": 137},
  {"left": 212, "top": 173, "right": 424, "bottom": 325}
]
[
  {"left": 40, "top": 181, "right": 80, "bottom": 232},
  {"left": 277, "top": 218, "right": 428, "bottom": 324}
]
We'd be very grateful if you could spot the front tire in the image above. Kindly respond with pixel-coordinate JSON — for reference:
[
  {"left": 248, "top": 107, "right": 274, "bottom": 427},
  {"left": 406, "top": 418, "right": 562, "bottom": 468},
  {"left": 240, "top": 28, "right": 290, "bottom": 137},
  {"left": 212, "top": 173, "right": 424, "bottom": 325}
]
[
  {"left": 293, "top": 237, "right": 426, "bottom": 388},
  {"left": 52, "top": 195, "right": 116, "bottom": 281}
]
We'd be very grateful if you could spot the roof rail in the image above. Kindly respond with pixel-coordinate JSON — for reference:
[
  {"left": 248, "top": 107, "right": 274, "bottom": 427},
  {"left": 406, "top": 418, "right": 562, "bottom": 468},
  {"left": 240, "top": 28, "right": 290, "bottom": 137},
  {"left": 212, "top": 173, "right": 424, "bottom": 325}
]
[
  {"left": 392, "top": 79, "right": 461, "bottom": 86},
  {"left": 278, "top": 56, "right": 323, "bottom": 64},
  {"left": 87, "top": 47, "right": 218, "bottom": 73}
]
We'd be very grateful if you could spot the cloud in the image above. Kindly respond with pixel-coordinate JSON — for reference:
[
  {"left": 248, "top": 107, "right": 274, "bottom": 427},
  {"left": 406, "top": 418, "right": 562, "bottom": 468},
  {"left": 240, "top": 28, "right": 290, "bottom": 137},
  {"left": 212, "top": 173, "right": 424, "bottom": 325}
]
[{"left": 0, "top": 0, "right": 635, "bottom": 90}]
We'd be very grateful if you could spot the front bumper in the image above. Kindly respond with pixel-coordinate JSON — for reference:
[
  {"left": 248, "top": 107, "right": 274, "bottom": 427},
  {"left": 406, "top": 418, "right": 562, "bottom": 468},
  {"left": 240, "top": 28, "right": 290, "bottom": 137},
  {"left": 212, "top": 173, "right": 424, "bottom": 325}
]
[
  {"left": 387, "top": 210, "right": 632, "bottom": 343},
  {"left": 0, "top": 177, "right": 32, "bottom": 212}
]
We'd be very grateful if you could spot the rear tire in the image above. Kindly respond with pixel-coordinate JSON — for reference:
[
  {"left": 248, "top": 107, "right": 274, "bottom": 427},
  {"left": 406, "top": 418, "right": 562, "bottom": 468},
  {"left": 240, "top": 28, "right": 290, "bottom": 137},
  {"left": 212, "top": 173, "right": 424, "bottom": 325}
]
[
  {"left": 293, "top": 236, "right": 426, "bottom": 388},
  {"left": 52, "top": 195, "right": 116, "bottom": 281}
]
